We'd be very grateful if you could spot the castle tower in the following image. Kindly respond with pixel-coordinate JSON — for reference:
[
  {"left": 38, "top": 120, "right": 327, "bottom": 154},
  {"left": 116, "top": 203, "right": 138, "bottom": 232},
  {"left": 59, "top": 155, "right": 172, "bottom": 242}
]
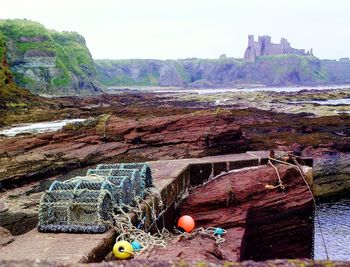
[
  {"left": 248, "top": 35, "right": 254, "bottom": 47},
  {"left": 258, "top": 35, "right": 272, "bottom": 56},
  {"left": 280, "top": 38, "right": 290, "bottom": 53},
  {"left": 244, "top": 35, "right": 257, "bottom": 62}
]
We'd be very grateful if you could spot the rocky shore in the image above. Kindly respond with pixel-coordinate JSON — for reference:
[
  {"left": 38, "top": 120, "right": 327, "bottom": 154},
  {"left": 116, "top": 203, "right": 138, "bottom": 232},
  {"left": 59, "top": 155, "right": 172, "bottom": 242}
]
[
  {"left": 1, "top": 91, "right": 349, "bottom": 194},
  {"left": 0, "top": 111, "right": 246, "bottom": 184},
  {"left": 0, "top": 90, "right": 349, "bottom": 264}
]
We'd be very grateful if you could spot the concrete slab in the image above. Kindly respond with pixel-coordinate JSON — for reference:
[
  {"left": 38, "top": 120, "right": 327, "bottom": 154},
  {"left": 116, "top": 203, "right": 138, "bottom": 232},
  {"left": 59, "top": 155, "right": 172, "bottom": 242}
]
[{"left": 0, "top": 229, "right": 115, "bottom": 263}]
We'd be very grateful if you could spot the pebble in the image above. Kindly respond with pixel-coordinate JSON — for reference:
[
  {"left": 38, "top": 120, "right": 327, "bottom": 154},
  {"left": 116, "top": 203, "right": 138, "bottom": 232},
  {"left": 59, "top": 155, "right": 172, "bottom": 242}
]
[{"left": 0, "top": 201, "right": 9, "bottom": 213}]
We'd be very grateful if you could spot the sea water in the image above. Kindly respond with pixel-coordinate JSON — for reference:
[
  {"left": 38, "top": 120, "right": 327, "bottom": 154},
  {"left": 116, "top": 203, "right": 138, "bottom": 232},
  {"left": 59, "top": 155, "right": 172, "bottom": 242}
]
[
  {"left": 152, "top": 84, "right": 350, "bottom": 94},
  {"left": 0, "top": 119, "right": 86, "bottom": 137},
  {"left": 299, "top": 98, "right": 350, "bottom": 105},
  {"left": 314, "top": 196, "right": 350, "bottom": 260}
]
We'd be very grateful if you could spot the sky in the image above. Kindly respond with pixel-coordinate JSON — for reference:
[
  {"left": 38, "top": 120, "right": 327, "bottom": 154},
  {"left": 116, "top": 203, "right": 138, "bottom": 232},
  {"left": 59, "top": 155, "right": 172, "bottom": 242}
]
[{"left": 1, "top": 0, "right": 350, "bottom": 60}]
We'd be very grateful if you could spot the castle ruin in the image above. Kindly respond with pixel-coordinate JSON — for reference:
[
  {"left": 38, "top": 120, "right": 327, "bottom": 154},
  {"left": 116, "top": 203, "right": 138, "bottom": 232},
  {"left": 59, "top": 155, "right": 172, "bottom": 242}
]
[{"left": 244, "top": 35, "right": 313, "bottom": 62}]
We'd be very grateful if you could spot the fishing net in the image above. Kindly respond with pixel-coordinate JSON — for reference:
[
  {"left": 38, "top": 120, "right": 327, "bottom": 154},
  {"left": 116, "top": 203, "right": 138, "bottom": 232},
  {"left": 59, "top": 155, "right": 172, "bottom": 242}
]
[{"left": 38, "top": 163, "right": 152, "bottom": 233}]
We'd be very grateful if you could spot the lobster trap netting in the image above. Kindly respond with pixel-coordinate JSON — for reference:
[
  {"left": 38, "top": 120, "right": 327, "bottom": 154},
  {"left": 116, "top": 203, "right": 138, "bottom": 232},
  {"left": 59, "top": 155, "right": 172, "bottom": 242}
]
[{"left": 96, "top": 163, "right": 153, "bottom": 188}]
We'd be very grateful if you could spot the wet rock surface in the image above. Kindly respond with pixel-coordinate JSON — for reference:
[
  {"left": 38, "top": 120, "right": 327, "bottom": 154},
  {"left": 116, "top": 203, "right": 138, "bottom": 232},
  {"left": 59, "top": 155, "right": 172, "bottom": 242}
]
[
  {"left": 302, "top": 147, "right": 350, "bottom": 197},
  {"left": 139, "top": 164, "right": 313, "bottom": 263},
  {"left": 178, "top": 88, "right": 350, "bottom": 116}
]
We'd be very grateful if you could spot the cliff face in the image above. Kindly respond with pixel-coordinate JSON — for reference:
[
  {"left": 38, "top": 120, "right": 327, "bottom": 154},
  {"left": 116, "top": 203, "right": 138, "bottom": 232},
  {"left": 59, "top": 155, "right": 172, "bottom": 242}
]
[
  {"left": 321, "top": 59, "right": 350, "bottom": 84},
  {"left": 0, "top": 31, "right": 37, "bottom": 109},
  {"left": 0, "top": 19, "right": 102, "bottom": 95},
  {"left": 95, "top": 55, "right": 350, "bottom": 88}
]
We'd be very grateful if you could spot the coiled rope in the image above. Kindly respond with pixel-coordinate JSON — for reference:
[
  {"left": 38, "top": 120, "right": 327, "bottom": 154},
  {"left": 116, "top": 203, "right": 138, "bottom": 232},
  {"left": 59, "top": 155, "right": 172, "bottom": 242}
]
[
  {"left": 111, "top": 187, "right": 227, "bottom": 257},
  {"left": 112, "top": 188, "right": 173, "bottom": 256},
  {"left": 174, "top": 227, "right": 227, "bottom": 245}
]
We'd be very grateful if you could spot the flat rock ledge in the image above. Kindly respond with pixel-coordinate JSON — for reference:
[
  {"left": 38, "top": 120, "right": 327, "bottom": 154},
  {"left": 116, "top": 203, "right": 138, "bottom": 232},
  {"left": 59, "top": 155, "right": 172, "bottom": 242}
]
[{"left": 0, "top": 112, "right": 246, "bottom": 184}]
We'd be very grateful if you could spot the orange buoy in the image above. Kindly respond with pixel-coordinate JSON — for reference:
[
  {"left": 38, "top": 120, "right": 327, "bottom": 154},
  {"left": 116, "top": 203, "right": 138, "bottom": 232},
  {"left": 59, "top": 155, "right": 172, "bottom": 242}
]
[{"left": 177, "top": 215, "right": 195, "bottom": 233}]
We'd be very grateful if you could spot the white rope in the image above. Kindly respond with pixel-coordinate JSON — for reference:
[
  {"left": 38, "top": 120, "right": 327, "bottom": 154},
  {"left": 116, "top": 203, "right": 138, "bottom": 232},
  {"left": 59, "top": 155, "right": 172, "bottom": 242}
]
[{"left": 266, "top": 160, "right": 285, "bottom": 190}]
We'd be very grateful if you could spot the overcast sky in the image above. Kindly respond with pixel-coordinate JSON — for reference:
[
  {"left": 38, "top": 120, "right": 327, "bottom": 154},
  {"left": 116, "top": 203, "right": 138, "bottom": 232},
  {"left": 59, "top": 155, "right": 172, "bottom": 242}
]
[{"left": 1, "top": 0, "right": 349, "bottom": 60}]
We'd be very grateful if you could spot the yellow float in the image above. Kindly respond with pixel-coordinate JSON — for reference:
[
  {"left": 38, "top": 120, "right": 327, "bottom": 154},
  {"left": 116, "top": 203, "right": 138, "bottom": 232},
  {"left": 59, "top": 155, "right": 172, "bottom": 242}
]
[{"left": 113, "top": 240, "right": 134, "bottom": 259}]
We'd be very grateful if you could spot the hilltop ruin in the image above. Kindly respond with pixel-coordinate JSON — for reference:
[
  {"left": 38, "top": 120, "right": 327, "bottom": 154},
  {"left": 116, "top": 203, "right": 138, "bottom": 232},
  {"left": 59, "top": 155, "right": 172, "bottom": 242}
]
[{"left": 244, "top": 35, "right": 313, "bottom": 62}]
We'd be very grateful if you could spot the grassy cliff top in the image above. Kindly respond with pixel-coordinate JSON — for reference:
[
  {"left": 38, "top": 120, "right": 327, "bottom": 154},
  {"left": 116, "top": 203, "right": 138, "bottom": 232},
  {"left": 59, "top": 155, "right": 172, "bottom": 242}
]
[{"left": 0, "top": 19, "right": 86, "bottom": 44}]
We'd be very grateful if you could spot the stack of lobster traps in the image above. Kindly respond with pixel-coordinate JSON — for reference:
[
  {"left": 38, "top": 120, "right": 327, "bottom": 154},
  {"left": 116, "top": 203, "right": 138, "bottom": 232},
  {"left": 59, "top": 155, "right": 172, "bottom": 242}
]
[{"left": 38, "top": 163, "right": 153, "bottom": 233}]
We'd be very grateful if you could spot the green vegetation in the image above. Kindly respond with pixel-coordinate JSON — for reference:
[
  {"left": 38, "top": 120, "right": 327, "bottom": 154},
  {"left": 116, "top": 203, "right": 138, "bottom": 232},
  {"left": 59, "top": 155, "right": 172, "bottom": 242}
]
[
  {"left": 0, "top": 19, "right": 50, "bottom": 39},
  {"left": 0, "top": 39, "right": 35, "bottom": 110},
  {"left": 0, "top": 33, "right": 4, "bottom": 60},
  {"left": 254, "top": 54, "right": 328, "bottom": 84},
  {"left": 0, "top": 19, "right": 99, "bottom": 94},
  {"left": 95, "top": 59, "right": 162, "bottom": 86},
  {"left": 15, "top": 40, "right": 55, "bottom": 54},
  {"left": 95, "top": 58, "right": 193, "bottom": 86},
  {"left": 0, "top": 33, "right": 7, "bottom": 86},
  {"left": 180, "top": 57, "right": 243, "bottom": 64},
  {"left": 167, "top": 60, "right": 191, "bottom": 83}
]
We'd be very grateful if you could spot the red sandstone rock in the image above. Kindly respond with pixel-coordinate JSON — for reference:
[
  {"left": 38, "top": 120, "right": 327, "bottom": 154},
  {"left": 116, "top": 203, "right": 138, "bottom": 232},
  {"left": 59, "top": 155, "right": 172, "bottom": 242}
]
[
  {"left": 0, "top": 113, "right": 246, "bottom": 183},
  {"left": 141, "top": 165, "right": 313, "bottom": 263}
]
